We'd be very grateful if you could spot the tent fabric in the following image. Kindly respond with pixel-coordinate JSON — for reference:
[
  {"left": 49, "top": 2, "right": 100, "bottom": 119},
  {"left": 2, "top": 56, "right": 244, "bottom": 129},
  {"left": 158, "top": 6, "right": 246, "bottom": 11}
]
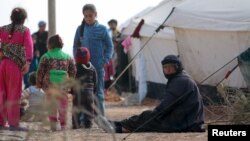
[
  {"left": 175, "top": 28, "right": 250, "bottom": 87},
  {"left": 127, "top": 37, "right": 177, "bottom": 101},
  {"left": 122, "top": 0, "right": 185, "bottom": 40},
  {"left": 141, "top": 37, "right": 176, "bottom": 84},
  {"left": 119, "top": 7, "right": 153, "bottom": 32},
  {"left": 238, "top": 48, "right": 250, "bottom": 89},
  {"left": 122, "top": 0, "right": 182, "bottom": 84},
  {"left": 138, "top": 0, "right": 184, "bottom": 28},
  {"left": 122, "top": 0, "right": 181, "bottom": 87},
  {"left": 163, "top": 0, "right": 250, "bottom": 88},
  {"left": 120, "top": 0, "right": 184, "bottom": 100},
  {"left": 165, "top": 0, "right": 250, "bottom": 31},
  {"left": 122, "top": 21, "right": 175, "bottom": 39},
  {"left": 127, "top": 36, "right": 177, "bottom": 85},
  {"left": 174, "top": 28, "right": 249, "bottom": 88}
]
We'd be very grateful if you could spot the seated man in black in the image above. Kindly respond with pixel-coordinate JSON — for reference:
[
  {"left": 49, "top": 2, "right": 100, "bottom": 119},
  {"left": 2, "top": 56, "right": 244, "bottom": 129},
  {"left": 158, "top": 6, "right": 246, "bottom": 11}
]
[{"left": 111, "top": 55, "right": 205, "bottom": 133}]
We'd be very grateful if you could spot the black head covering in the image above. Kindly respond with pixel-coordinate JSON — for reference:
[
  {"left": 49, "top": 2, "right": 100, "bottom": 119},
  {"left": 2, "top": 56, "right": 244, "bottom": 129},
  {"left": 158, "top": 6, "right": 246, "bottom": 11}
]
[{"left": 161, "top": 55, "right": 183, "bottom": 79}]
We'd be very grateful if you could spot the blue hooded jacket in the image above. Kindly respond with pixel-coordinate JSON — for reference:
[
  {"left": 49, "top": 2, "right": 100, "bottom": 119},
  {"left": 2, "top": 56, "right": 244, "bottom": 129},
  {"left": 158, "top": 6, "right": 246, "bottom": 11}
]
[{"left": 73, "top": 21, "right": 113, "bottom": 70}]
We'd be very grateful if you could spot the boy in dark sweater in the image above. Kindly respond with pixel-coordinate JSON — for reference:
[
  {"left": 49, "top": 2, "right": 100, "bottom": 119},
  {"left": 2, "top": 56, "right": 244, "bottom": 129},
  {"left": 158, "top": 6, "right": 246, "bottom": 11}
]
[{"left": 72, "top": 47, "right": 97, "bottom": 129}]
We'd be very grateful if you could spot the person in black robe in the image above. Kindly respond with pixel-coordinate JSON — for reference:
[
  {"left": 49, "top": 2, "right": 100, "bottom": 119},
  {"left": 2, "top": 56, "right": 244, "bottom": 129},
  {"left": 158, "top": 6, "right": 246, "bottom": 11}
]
[
  {"left": 32, "top": 21, "right": 48, "bottom": 61},
  {"left": 110, "top": 55, "right": 205, "bottom": 133}
]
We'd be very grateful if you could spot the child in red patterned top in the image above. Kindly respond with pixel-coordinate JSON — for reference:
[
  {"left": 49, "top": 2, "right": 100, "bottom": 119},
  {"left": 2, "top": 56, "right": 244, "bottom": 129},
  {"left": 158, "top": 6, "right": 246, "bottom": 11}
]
[
  {"left": 0, "top": 7, "right": 33, "bottom": 131},
  {"left": 37, "top": 34, "right": 76, "bottom": 131}
]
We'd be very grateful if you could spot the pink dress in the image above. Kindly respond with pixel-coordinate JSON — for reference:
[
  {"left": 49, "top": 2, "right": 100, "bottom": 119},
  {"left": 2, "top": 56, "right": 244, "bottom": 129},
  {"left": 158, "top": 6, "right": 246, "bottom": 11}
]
[{"left": 0, "top": 24, "right": 33, "bottom": 127}]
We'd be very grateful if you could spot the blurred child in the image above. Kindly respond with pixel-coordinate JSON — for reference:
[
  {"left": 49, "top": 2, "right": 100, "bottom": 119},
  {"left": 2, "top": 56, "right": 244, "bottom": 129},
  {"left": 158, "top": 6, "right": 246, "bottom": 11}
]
[
  {"left": 21, "top": 71, "right": 45, "bottom": 121},
  {"left": 72, "top": 47, "right": 97, "bottom": 129},
  {"left": 0, "top": 7, "right": 33, "bottom": 131},
  {"left": 37, "top": 34, "right": 76, "bottom": 130}
]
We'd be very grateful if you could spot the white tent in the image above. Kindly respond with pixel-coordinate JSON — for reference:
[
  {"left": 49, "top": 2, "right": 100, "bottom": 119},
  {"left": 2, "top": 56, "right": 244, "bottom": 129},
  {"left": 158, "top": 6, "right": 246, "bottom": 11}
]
[
  {"left": 165, "top": 0, "right": 250, "bottom": 88},
  {"left": 121, "top": 0, "right": 185, "bottom": 101},
  {"left": 119, "top": 7, "right": 153, "bottom": 32}
]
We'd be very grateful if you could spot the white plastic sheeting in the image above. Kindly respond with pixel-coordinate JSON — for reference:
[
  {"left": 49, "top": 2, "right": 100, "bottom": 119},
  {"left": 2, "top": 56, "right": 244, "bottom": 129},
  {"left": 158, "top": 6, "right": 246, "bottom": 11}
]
[
  {"left": 128, "top": 38, "right": 147, "bottom": 103},
  {"left": 166, "top": 0, "right": 250, "bottom": 31},
  {"left": 127, "top": 37, "right": 178, "bottom": 102}
]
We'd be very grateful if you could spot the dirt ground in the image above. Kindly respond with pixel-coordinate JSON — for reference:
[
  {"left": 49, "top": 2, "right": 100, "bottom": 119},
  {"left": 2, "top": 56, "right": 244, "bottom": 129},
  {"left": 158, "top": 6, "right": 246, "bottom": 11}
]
[{"left": 0, "top": 97, "right": 208, "bottom": 141}]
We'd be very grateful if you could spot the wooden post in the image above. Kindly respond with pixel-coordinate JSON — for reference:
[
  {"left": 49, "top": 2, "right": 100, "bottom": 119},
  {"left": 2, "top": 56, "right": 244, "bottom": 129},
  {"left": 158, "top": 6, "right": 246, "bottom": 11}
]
[{"left": 48, "top": 0, "right": 56, "bottom": 36}]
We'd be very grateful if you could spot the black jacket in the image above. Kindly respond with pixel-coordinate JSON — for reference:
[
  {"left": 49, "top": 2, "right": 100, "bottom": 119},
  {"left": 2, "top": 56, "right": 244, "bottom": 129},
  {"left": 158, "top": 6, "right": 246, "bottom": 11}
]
[
  {"left": 121, "top": 71, "right": 204, "bottom": 132},
  {"left": 75, "top": 63, "right": 97, "bottom": 94},
  {"left": 33, "top": 31, "right": 48, "bottom": 57},
  {"left": 154, "top": 71, "right": 204, "bottom": 132}
]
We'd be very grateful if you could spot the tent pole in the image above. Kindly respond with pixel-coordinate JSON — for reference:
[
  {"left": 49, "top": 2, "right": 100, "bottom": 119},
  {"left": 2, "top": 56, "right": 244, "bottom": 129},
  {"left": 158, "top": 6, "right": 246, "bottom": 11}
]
[
  {"left": 199, "top": 49, "right": 249, "bottom": 84},
  {"left": 216, "top": 64, "right": 239, "bottom": 87},
  {"left": 129, "top": 67, "right": 132, "bottom": 92}
]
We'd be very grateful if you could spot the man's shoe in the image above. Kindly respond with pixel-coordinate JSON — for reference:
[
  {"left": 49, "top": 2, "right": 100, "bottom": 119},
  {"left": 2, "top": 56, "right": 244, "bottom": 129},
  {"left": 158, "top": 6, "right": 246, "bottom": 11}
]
[
  {"left": 112, "top": 121, "right": 123, "bottom": 133},
  {"left": 84, "top": 122, "right": 93, "bottom": 129}
]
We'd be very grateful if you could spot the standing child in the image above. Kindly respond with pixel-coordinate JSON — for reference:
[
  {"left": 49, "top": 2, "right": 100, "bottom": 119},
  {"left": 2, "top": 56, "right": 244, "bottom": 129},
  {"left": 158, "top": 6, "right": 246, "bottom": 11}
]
[
  {"left": 0, "top": 7, "right": 33, "bottom": 131},
  {"left": 73, "top": 4, "right": 113, "bottom": 115},
  {"left": 72, "top": 47, "right": 97, "bottom": 129},
  {"left": 37, "top": 34, "right": 76, "bottom": 130}
]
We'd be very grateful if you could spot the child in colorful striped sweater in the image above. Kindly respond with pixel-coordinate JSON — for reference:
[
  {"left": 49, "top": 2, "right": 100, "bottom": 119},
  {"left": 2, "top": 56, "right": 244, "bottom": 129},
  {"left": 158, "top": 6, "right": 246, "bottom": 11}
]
[
  {"left": 72, "top": 47, "right": 97, "bottom": 129},
  {"left": 37, "top": 34, "right": 76, "bottom": 130}
]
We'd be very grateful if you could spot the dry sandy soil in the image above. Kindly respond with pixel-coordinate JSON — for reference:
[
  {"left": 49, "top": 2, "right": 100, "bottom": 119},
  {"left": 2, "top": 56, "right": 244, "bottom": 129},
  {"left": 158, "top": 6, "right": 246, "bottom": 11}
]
[{"left": 0, "top": 98, "right": 208, "bottom": 141}]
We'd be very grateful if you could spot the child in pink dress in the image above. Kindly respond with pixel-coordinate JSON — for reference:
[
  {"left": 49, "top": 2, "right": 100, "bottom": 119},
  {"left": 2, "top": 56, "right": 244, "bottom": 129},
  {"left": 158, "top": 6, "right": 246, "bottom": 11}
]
[{"left": 0, "top": 7, "right": 33, "bottom": 131}]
